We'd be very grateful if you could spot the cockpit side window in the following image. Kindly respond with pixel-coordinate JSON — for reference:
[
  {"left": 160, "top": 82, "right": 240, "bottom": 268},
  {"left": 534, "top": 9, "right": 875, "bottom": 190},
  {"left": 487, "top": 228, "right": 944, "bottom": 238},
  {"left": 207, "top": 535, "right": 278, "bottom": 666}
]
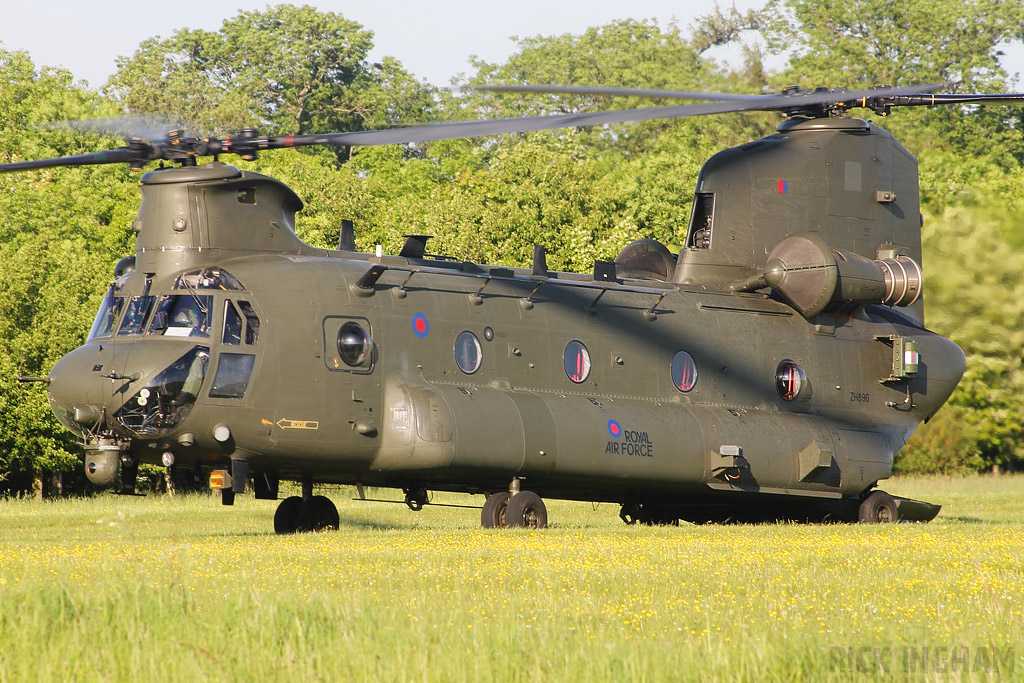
[
  {"left": 88, "top": 287, "right": 125, "bottom": 340},
  {"left": 149, "top": 294, "right": 212, "bottom": 338},
  {"left": 238, "top": 300, "right": 260, "bottom": 344},
  {"left": 223, "top": 300, "right": 242, "bottom": 345}
]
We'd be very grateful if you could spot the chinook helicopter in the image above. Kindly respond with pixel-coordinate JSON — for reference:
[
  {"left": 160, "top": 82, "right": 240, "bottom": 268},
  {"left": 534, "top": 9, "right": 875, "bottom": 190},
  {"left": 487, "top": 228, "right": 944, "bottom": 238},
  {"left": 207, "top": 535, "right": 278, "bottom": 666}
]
[{"left": 6, "top": 83, "right": 1020, "bottom": 532}]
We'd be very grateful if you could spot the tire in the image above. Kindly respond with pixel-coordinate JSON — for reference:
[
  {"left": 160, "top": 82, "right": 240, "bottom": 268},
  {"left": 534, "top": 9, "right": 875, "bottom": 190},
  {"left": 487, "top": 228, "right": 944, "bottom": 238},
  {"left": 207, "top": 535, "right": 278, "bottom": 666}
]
[
  {"left": 619, "top": 502, "right": 642, "bottom": 525},
  {"left": 481, "top": 492, "right": 510, "bottom": 528},
  {"left": 298, "top": 495, "right": 340, "bottom": 532},
  {"left": 858, "top": 490, "right": 900, "bottom": 524},
  {"left": 505, "top": 491, "right": 548, "bottom": 529},
  {"left": 642, "top": 507, "right": 679, "bottom": 526},
  {"left": 274, "top": 495, "right": 303, "bottom": 534}
]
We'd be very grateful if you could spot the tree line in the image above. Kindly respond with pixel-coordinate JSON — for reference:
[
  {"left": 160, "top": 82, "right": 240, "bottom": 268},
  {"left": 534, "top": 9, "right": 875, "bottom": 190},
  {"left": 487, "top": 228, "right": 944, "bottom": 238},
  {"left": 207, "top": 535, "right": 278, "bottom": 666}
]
[{"left": 2, "top": 1, "right": 1024, "bottom": 496}]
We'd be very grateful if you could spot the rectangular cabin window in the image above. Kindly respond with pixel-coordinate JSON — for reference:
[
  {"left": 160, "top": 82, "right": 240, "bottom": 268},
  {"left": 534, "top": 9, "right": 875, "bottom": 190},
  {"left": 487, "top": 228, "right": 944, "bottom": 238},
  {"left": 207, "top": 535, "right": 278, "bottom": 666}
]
[{"left": 688, "top": 192, "right": 714, "bottom": 249}]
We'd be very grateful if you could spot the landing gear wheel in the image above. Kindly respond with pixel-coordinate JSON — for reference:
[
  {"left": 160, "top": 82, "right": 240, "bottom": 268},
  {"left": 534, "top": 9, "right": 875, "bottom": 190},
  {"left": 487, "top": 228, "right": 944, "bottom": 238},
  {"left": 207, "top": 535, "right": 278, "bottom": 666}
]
[
  {"left": 644, "top": 507, "right": 679, "bottom": 526},
  {"left": 858, "top": 490, "right": 900, "bottom": 524},
  {"left": 619, "top": 502, "right": 642, "bottom": 525},
  {"left": 505, "top": 491, "right": 548, "bottom": 528},
  {"left": 481, "top": 492, "right": 510, "bottom": 528},
  {"left": 274, "top": 496, "right": 303, "bottom": 534},
  {"left": 298, "top": 495, "right": 340, "bottom": 532},
  {"left": 404, "top": 487, "right": 428, "bottom": 511}
]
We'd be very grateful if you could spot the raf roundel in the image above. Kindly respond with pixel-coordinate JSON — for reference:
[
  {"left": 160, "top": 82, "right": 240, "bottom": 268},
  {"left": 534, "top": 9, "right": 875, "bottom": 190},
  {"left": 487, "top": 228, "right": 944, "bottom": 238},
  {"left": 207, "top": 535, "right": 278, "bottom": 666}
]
[
  {"left": 411, "top": 313, "right": 429, "bottom": 339},
  {"left": 608, "top": 419, "right": 622, "bottom": 439}
]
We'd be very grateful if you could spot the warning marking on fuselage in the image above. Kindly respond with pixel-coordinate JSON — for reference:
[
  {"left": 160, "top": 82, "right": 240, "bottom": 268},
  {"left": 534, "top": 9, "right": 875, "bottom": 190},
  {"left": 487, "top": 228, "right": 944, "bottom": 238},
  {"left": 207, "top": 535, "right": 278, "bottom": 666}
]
[{"left": 276, "top": 419, "right": 320, "bottom": 430}]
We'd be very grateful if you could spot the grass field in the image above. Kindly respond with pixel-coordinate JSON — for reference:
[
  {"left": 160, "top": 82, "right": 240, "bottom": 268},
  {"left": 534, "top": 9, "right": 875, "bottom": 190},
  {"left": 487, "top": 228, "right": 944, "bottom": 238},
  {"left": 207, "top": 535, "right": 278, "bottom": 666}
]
[{"left": 1, "top": 475, "right": 1022, "bottom": 681}]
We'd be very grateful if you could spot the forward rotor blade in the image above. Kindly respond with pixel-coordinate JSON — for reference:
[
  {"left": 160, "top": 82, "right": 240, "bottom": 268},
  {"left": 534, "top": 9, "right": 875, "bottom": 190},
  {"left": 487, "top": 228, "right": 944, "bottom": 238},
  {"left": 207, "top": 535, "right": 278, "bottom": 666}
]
[
  {"left": 0, "top": 147, "right": 152, "bottom": 173},
  {"left": 40, "top": 114, "right": 185, "bottom": 140}
]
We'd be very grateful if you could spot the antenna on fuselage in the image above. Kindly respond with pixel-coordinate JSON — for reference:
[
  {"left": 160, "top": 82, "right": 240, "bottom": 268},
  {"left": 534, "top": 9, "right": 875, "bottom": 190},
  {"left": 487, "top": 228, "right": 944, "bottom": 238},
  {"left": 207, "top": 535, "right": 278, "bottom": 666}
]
[
  {"left": 339, "top": 219, "right": 356, "bottom": 251},
  {"left": 399, "top": 235, "right": 432, "bottom": 259},
  {"left": 532, "top": 244, "right": 549, "bottom": 278}
]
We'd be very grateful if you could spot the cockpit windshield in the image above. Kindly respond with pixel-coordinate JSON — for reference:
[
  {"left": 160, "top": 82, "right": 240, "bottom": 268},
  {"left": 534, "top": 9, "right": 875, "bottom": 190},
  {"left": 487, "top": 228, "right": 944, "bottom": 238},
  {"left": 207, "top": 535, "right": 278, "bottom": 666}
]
[
  {"left": 149, "top": 294, "right": 213, "bottom": 338},
  {"left": 118, "top": 295, "right": 155, "bottom": 336},
  {"left": 87, "top": 287, "right": 125, "bottom": 340}
]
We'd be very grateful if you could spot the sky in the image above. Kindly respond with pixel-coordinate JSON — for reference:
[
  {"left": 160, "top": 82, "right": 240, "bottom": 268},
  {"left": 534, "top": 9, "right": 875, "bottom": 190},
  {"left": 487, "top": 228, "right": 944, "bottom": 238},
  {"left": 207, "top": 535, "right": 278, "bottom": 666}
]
[
  {"left": 0, "top": 0, "right": 769, "bottom": 88},
  {"left": 2, "top": 1, "right": 1022, "bottom": 90}
]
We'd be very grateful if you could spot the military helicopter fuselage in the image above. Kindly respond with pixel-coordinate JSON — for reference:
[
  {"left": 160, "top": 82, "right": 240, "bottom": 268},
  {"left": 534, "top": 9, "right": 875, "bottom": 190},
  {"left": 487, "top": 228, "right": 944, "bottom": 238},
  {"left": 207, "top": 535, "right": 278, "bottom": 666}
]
[{"left": 39, "top": 113, "right": 965, "bottom": 529}]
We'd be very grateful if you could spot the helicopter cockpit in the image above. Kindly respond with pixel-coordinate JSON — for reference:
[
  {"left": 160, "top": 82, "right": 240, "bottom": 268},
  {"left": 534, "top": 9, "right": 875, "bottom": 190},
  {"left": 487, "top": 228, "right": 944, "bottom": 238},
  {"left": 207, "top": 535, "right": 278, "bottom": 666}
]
[{"left": 71, "top": 264, "right": 262, "bottom": 439}]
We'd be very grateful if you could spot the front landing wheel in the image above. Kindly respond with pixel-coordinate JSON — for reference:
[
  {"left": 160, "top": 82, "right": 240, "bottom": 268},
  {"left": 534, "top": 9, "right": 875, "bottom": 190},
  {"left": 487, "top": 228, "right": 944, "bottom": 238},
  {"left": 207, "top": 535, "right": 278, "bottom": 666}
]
[
  {"left": 858, "top": 490, "right": 900, "bottom": 523},
  {"left": 298, "top": 495, "right": 340, "bottom": 532},
  {"left": 274, "top": 496, "right": 303, "bottom": 534}
]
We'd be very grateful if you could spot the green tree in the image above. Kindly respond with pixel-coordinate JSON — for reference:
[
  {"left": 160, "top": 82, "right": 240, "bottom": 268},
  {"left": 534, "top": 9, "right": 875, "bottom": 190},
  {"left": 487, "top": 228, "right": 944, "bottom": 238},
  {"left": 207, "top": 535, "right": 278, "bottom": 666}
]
[
  {"left": 105, "top": 4, "right": 434, "bottom": 135},
  {"left": 0, "top": 49, "right": 137, "bottom": 496},
  {"left": 899, "top": 200, "right": 1024, "bottom": 472},
  {"left": 761, "top": 0, "right": 1024, "bottom": 89}
]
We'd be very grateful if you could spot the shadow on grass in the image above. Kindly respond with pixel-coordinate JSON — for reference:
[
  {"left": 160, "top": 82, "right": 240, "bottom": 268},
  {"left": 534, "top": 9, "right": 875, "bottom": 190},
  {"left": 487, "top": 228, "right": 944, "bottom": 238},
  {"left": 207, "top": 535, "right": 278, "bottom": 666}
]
[
  {"left": 337, "top": 517, "right": 418, "bottom": 531},
  {"left": 938, "top": 515, "right": 987, "bottom": 524}
]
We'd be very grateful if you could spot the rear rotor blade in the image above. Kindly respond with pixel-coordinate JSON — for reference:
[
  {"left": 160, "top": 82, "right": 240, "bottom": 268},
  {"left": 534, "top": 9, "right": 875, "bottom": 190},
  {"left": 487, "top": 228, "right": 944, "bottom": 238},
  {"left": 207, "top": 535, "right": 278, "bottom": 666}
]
[
  {"left": 882, "top": 93, "right": 1024, "bottom": 107},
  {"left": 10, "top": 83, "right": 1012, "bottom": 174},
  {"left": 472, "top": 84, "right": 764, "bottom": 101},
  {"left": 281, "top": 83, "right": 945, "bottom": 148}
]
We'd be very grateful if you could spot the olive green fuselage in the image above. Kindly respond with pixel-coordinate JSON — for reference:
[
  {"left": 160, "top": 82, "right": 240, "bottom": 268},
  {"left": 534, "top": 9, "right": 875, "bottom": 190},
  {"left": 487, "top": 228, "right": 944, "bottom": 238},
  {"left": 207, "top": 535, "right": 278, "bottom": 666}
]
[
  {"left": 50, "top": 231, "right": 962, "bottom": 507},
  {"left": 46, "top": 118, "right": 966, "bottom": 516}
]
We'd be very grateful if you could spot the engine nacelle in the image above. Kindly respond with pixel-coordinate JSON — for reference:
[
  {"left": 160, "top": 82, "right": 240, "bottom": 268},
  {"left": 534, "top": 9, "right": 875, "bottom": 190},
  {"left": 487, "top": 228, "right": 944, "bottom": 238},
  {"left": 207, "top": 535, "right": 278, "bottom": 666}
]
[{"left": 762, "top": 233, "right": 922, "bottom": 317}]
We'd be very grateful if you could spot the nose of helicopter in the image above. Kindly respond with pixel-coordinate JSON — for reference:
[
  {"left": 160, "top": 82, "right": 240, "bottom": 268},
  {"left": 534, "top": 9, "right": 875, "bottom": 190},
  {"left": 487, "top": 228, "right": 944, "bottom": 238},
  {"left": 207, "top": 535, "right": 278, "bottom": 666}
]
[
  {"left": 46, "top": 342, "right": 138, "bottom": 435},
  {"left": 47, "top": 340, "right": 208, "bottom": 437}
]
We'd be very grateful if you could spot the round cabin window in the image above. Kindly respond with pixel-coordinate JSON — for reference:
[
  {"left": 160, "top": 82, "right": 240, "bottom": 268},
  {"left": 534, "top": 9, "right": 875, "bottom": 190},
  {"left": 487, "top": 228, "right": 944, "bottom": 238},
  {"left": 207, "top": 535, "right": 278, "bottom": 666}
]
[
  {"left": 337, "top": 322, "right": 372, "bottom": 367},
  {"left": 776, "top": 360, "right": 807, "bottom": 401},
  {"left": 671, "top": 351, "right": 698, "bottom": 392},
  {"left": 563, "top": 340, "right": 592, "bottom": 383},
  {"left": 454, "top": 331, "right": 482, "bottom": 374}
]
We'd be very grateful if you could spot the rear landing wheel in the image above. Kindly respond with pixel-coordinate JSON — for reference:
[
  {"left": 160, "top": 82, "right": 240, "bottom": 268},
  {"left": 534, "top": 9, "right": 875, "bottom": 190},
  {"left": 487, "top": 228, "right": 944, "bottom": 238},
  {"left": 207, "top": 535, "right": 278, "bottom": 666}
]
[
  {"left": 481, "top": 492, "right": 510, "bottom": 528},
  {"left": 505, "top": 491, "right": 547, "bottom": 528},
  {"left": 298, "top": 495, "right": 340, "bottom": 532},
  {"left": 858, "top": 490, "right": 899, "bottom": 523}
]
